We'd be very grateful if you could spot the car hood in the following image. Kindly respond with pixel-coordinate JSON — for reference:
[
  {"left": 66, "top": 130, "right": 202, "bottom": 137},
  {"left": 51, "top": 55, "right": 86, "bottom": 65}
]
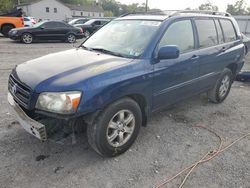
[
  {"left": 14, "top": 49, "right": 133, "bottom": 92},
  {"left": 12, "top": 27, "right": 35, "bottom": 32}
]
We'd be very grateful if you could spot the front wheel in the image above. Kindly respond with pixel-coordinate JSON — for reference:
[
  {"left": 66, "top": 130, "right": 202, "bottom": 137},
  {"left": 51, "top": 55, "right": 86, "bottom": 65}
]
[
  {"left": 21, "top": 33, "right": 33, "bottom": 44},
  {"left": 87, "top": 98, "right": 142, "bottom": 157},
  {"left": 84, "top": 30, "right": 90, "bottom": 38},
  {"left": 208, "top": 68, "right": 233, "bottom": 103}
]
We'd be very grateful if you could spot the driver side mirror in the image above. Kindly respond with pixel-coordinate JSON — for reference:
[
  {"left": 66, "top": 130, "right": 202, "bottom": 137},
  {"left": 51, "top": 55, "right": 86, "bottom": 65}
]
[
  {"left": 40, "top": 26, "right": 45, "bottom": 30},
  {"left": 157, "top": 45, "right": 180, "bottom": 60}
]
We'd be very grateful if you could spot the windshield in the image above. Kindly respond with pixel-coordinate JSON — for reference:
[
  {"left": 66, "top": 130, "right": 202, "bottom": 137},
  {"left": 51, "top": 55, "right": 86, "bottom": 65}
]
[
  {"left": 68, "top": 19, "right": 77, "bottom": 25},
  {"left": 82, "top": 20, "right": 161, "bottom": 58},
  {"left": 33, "top": 21, "right": 47, "bottom": 27},
  {"left": 84, "top": 19, "right": 96, "bottom": 25}
]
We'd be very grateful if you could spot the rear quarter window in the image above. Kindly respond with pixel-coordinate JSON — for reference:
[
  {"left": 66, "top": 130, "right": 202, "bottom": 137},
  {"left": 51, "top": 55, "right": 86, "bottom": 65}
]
[
  {"left": 195, "top": 19, "right": 218, "bottom": 48},
  {"left": 220, "top": 19, "right": 237, "bottom": 42}
]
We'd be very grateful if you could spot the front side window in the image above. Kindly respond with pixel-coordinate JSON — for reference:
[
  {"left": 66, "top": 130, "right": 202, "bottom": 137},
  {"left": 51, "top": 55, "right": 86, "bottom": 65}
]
[
  {"left": 159, "top": 20, "right": 194, "bottom": 53},
  {"left": 43, "top": 22, "right": 55, "bottom": 28},
  {"left": 83, "top": 20, "right": 161, "bottom": 58},
  {"left": 220, "top": 19, "right": 237, "bottom": 42},
  {"left": 195, "top": 19, "right": 218, "bottom": 48}
]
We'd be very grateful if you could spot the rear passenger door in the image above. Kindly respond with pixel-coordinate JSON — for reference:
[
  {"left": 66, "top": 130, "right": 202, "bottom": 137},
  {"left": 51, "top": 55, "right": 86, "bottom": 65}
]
[
  {"left": 53, "top": 22, "right": 70, "bottom": 39},
  {"left": 195, "top": 18, "right": 240, "bottom": 91},
  {"left": 152, "top": 19, "right": 200, "bottom": 111},
  {"left": 194, "top": 18, "right": 225, "bottom": 90}
]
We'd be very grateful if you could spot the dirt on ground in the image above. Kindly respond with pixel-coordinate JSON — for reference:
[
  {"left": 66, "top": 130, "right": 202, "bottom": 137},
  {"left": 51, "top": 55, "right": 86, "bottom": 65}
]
[{"left": 0, "top": 37, "right": 249, "bottom": 188}]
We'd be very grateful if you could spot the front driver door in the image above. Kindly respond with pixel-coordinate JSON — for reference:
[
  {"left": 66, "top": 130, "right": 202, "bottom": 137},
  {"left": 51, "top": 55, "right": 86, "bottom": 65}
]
[
  {"left": 153, "top": 19, "right": 200, "bottom": 111},
  {"left": 34, "top": 22, "right": 58, "bottom": 40}
]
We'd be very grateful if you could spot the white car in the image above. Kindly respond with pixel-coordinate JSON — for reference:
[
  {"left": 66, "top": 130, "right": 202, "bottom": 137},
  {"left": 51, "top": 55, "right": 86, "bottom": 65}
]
[{"left": 24, "top": 17, "right": 37, "bottom": 27}]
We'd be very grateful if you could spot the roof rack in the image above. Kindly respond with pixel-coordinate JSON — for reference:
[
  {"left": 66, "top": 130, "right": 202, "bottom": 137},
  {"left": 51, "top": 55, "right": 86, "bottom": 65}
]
[
  {"left": 172, "top": 10, "right": 231, "bottom": 17},
  {"left": 120, "top": 10, "right": 231, "bottom": 18}
]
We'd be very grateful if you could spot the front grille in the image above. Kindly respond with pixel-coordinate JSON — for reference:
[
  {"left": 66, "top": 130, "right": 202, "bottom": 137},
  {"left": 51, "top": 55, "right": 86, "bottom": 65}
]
[{"left": 8, "top": 74, "right": 32, "bottom": 109}]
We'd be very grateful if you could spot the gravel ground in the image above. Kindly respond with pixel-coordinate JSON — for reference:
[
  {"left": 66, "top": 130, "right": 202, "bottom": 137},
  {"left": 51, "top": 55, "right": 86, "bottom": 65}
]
[{"left": 0, "top": 36, "right": 250, "bottom": 188}]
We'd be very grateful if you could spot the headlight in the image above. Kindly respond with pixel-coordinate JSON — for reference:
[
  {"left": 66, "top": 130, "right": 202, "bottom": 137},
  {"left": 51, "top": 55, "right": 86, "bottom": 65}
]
[
  {"left": 11, "top": 30, "right": 18, "bottom": 35},
  {"left": 36, "top": 91, "right": 82, "bottom": 114}
]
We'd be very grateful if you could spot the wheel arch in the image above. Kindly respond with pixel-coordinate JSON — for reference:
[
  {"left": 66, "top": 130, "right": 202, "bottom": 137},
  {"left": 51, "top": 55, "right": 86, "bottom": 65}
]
[
  {"left": 226, "top": 63, "right": 238, "bottom": 77},
  {"left": 126, "top": 94, "right": 148, "bottom": 127},
  {"left": 1, "top": 23, "right": 15, "bottom": 31}
]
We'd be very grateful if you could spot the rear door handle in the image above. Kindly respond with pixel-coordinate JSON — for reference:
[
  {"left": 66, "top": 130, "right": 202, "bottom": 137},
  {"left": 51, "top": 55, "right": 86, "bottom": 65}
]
[{"left": 191, "top": 55, "right": 199, "bottom": 60}]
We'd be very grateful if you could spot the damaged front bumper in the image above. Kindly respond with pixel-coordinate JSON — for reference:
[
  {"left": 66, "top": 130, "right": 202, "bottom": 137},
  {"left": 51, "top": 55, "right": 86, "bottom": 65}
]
[{"left": 8, "top": 92, "right": 47, "bottom": 141}]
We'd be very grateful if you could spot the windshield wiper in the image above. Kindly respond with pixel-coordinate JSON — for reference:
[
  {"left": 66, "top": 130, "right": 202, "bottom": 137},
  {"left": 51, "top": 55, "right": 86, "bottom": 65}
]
[
  {"left": 90, "top": 48, "right": 128, "bottom": 58},
  {"left": 80, "top": 45, "right": 92, "bottom": 51}
]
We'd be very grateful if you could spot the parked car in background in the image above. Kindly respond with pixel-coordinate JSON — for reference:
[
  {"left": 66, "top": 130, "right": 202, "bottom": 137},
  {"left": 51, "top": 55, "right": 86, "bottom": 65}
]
[
  {"left": 24, "top": 17, "right": 37, "bottom": 27},
  {"left": 74, "top": 18, "right": 110, "bottom": 37},
  {"left": 8, "top": 21, "right": 84, "bottom": 44},
  {"left": 0, "top": 8, "right": 24, "bottom": 37},
  {"left": 242, "top": 33, "right": 250, "bottom": 55},
  {"left": 7, "top": 11, "right": 245, "bottom": 157},
  {"left": 68, "top": 18, "right": 90, "bottom": 25}
]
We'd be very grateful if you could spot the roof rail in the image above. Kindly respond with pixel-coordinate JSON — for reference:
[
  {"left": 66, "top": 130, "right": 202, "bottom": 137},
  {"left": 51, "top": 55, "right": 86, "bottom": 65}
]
[
  {"left": 120, "top": 10, "right": 231, "bottom": 18},
  {"left": 120, "top": 10, "right": 167, "bottom": 17},
  {"left": 172, "top": 10, "right": 231, "bottom": 17}
]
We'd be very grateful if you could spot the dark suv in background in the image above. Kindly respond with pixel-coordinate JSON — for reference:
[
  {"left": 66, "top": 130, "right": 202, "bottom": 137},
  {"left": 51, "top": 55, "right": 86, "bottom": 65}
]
[
  {"left": 74, "top": 18, "right": 110, "bottom": 37},
  {"left": 8, "top": 11, "right": 245, "bottom": 157}
]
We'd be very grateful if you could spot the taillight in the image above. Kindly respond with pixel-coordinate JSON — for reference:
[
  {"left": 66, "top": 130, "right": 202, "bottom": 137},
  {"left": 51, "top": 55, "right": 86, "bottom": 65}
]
[
  {"left": 80, "top": 28, "right": 83, "bottom": 33},
  {"left": 21, "top": 17, "right": 24, "bottom": 26}
]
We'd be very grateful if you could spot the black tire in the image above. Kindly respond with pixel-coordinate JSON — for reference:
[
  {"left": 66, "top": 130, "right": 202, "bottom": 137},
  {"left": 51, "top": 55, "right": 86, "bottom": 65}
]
[
  {"left": 87, "top": 97, "right": 142, "bottom": 157},
  {"left": 1, "top": 24, "right": 14, "bottom": 37},
  {"left": 208, "top": 68, "right": 233, "bottom": 103},
  {"left": 66, "top": 34, "right": 76, "bottom": 43},
  {"left": 21, "top": 33, "right": 33, "bottom": 44}
]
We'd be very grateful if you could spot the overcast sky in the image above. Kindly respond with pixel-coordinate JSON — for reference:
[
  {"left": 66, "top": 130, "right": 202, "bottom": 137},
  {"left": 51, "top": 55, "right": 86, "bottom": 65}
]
[{"left": 117, "top": 0, "right": 250, "bottom": 11}]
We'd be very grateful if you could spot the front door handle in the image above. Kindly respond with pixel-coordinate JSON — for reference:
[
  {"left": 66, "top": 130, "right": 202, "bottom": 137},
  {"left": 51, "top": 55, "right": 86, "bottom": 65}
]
[{"left": 191, "top": 55, "right": 199, "bottom": 60}]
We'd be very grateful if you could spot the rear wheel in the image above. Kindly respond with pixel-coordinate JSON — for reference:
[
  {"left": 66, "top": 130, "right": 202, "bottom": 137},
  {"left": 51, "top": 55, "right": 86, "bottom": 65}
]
[
  {"left": 208, "top": 68, "right": 233, "bottom": 103},
  {"left": 1, "top": 24, "right": 14, "bottom": 37},
  {"left": 87, "top": 98, "right": 142, "bottom": 157},
  {"left": 66, "top": 34, "right": 76, "bottom": 43},
  {"left": 21, "top": 33, "right": 33, "bottom": 44}
]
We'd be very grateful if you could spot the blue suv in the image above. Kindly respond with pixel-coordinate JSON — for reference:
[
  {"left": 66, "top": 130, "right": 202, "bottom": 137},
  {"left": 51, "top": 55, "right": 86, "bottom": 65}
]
[{"left": 8, "top": 11, "right": 245, "bottom": 157}]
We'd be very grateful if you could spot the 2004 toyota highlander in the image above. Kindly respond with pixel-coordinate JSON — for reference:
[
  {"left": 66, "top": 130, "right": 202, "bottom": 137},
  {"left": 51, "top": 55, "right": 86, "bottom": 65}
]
[{"left": 8, "top": 11, "right": 245, "bottom": 157}]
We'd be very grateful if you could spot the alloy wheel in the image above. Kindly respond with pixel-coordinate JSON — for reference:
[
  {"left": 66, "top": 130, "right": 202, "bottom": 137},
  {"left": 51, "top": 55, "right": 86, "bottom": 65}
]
[
  {"left": 67, "top": 34, "right": 76, "bottom": 43},
  {"left": 22, "top": 34, "right": 33, "bottom": 44},
  {"left": 106, "top": 110, "right": 135, "bottom": 147},
  {"left": 219, "top": 75, "right": 230, "bottom": 98}
]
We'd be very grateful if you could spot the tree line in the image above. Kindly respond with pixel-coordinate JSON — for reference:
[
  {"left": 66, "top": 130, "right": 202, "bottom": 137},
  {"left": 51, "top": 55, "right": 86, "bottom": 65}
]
[{"left": 1, "top": 0, "right": 250, "bottom": 16}]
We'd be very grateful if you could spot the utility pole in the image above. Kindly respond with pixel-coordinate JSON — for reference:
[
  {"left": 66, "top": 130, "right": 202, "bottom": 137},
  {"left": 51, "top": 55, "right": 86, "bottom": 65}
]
[{"left": 145, "top": 0, "right": 148, "bottom": 12}]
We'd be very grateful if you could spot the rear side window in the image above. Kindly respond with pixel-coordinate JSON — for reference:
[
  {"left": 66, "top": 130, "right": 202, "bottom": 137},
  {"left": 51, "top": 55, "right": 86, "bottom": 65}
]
[
  {"left": 195, "top": 19, "right": 218, "bottom": 48},
  {"left": 220, "top": 19, "right": 237, "bottom": 42},
  {"left": 214, "top": 20, "right": 224, "bottom": 44},
  {"left": 159, "top": 20, "right": 194, "bottom": 53}
]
